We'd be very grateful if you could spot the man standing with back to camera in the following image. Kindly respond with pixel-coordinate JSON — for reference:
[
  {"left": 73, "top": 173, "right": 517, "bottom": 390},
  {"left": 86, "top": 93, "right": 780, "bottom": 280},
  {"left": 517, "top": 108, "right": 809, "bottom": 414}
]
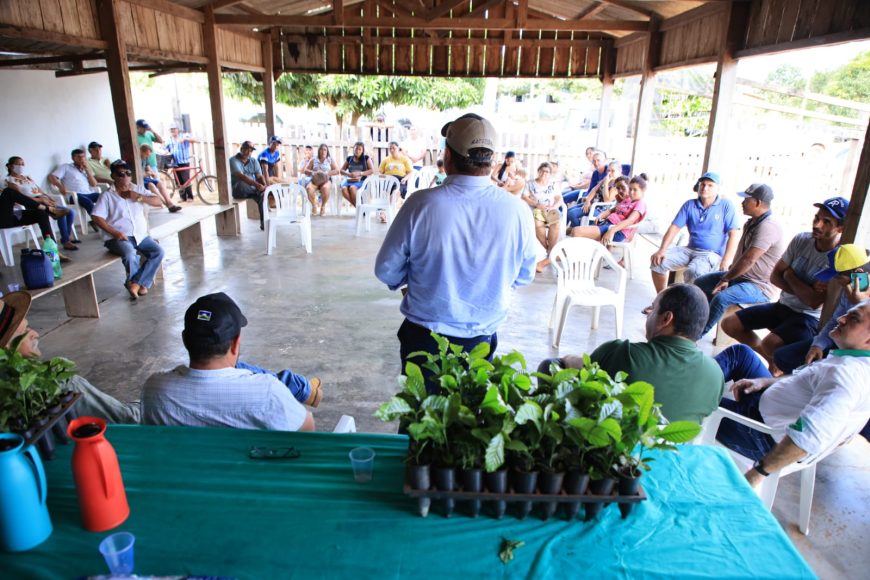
[{"left": 375, "top": 113, "right": 537, "bottom": 392}]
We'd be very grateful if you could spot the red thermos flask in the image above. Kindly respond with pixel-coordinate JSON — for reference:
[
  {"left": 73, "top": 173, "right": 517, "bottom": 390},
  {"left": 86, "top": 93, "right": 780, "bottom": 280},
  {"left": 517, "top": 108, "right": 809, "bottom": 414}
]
[{"left": 67, "top": 417, "right": 129, "bottom": 532}]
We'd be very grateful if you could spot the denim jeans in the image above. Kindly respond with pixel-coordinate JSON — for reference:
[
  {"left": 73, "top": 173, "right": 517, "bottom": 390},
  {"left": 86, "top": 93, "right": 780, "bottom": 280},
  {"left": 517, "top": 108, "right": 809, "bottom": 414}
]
[
  {"left": 694, "top": 272, "right": 770, "bottom": 336},
  {"left": 235, "top": 361, "right": 311, "bottom": 403},
  {"left": 398, "top": 319, "right": 497, "bottom": 395},
  {"left": 75, "top": 192, "right": 101, "bottom": 216},
  {"left": 54, "top": 206, "right": 75, "bottom": 243},
  {"left": 104, "top": 235, "right": 164, "bottom": 288},
  {"left": 562, "top": 190, "right": 583, "bottom": 206},
  {"left": 773, "top": 338, "right": 815, "bottom": 375},
  {"left": 713, "top": 344, "right": 776, "bottom": 461}
]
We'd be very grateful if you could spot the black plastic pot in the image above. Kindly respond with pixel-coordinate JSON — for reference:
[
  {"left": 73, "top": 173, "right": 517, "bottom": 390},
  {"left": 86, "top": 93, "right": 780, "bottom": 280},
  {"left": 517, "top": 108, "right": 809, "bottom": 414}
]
[
  {"left": 484, "top": 469, "right": 508, "bottom": 519},
  {"left": 433, "top": 467, "right": 456, "bottom": 517},
  {"left": 585, "top": 476, "right": 616, "bottom": 521},
  {"left": 407, "top": 463, "right": 431, "bottom": 517},
  {"left": 538, "top": 471, "right": 564, "bottom": 520},
  {"left": 617, "top": 472, "right": 642, "bottom": 518},
  {"left": 511, "top": 470, "right": 539, "bottom": 520},
  {"left": 460, "top": 468, "right": 483, "bottom": 518},
  {"left": 563, "top": 470, "right": 590, "bottom": 520}
]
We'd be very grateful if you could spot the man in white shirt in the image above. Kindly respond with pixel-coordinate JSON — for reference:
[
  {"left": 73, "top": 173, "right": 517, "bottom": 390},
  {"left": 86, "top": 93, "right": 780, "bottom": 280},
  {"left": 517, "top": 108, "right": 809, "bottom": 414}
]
[
  {"left": 48, "top": 148, "right": 100, "bottom": 217},
  {"left": 91, "top": 160, "right": 165, "bottom": 300},
  {"left": 141, "top": 292, "right": 315, "bottom": 432},
  {"left": 715, "top": 299, "right": 870, "bottom": 488}
]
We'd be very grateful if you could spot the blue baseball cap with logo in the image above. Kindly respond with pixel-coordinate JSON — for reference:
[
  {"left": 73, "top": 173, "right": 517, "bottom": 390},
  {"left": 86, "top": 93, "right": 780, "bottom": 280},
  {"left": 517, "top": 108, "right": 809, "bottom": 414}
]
[
  {"left": 697, "top": 171, "right": 720, "bottom": 184},
  {"left": 813, "top": 197, "right": 849, "bottom": 222}
]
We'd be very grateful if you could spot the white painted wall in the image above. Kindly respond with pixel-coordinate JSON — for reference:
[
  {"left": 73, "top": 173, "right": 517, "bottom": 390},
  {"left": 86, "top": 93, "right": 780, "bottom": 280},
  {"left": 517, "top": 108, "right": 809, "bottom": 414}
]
[{"left": 0, "top": 70, "right": 119, "bottom": 190}]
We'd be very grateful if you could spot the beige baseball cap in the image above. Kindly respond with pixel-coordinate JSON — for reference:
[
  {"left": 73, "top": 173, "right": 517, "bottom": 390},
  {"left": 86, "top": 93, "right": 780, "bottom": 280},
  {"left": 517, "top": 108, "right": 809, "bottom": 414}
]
[{"left": 441, "top": 113, "right": 497, "bottom": 157}]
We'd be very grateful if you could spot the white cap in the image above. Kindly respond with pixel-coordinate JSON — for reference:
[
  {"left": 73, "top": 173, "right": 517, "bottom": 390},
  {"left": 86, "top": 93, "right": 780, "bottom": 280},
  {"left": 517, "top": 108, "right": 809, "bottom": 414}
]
[{"left": 440, "top": 113, "right": 497, "bottom": 158}]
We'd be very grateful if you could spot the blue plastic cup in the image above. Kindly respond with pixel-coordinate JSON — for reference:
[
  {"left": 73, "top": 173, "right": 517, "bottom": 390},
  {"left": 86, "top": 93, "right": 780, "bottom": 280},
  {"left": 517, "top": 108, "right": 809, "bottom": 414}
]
[
  {"left": 99, "top": 531, "right": 135, "bottom": 575},
  {"left": 349, "top": 447, "right": 376, "bottom": 483}
]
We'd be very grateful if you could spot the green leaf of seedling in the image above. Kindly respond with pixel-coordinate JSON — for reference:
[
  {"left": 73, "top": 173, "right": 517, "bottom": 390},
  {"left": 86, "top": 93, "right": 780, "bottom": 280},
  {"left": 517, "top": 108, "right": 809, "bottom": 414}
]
[
  {"left": 499, "top": 538, "right": 525, "bottom": 564},
  {"left": 374, "top": 397, "right": 413, "bottom": 421},
  {"left": 468, "top": 341, "right": 491, "bottom": 361},
  {"left": 598, "top": 400, "right": 623, "bottom": 422},
  {"left": 431, "top": 332, "right": 449, "bottom": 355},
  {"left": 515, "top": 401, "right": 542, "bottom": 427},
  {"left": 481, "top": 386, "right": 508, "bottom": 414},
  {"left": 658, "top": 421, "right": 702, "bottom": 443},
  {"left": 504, "top": 439, "right": 528, "bottom": 452},
  {"left": 485, "top": 433, "right": 505, "bottom": 472},
  {"left": 421, "top": 395, "right": 449, "bottom": 412},
  {"left": 439, "top": 374, "right": 458, "bottom": 390},
  {"left": 402, "top": 362, "right": 427, "bottom": 401},
  {"left": 499, "top": 351, "right": 527, "bottom": 369},
  {"left": 513, "top": 373, "right": 532, "bottom": 391}
]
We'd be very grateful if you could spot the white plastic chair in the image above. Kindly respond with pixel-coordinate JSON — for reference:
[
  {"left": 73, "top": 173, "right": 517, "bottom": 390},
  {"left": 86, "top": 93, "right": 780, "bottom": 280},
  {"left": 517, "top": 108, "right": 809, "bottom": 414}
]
[
  {"left": 579, "top": 201, "right": 616, "bottom": 227},
  {"left": 49, "top": 183, "right": 91, "bottom": 237},
  {"left": 0, "top": 224, "right": 41, "bottom": 267},
  {"left": 332, "top": 415, "right": 357, "bottom": 433},
  {"left": 405, "top": 166, "right": 436, "bottom": 197},
  {"left": 355, "top": 175, "right": 400, "bottom": 235},
  {"left": 263, "top": 184, "right": 312, "bottom": 255},
  {"left": 548, "top": 237, "right": 627, "bottom": 348},
  {"left": 700, "top": 406, "right": 852, "bottom": 535}
]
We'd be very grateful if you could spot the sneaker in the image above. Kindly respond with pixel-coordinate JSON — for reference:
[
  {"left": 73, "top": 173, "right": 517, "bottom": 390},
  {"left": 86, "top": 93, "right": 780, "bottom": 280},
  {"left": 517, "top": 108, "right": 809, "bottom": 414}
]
[{"left": 168, "top": 205, "right": 182, "bottom": 213}]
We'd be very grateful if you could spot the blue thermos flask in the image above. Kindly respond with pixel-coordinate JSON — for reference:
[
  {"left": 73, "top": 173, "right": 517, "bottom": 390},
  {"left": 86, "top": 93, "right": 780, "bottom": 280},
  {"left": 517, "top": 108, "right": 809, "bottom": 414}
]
[{"left": 0, "top": 433, "right": 53, "bottom": 551}]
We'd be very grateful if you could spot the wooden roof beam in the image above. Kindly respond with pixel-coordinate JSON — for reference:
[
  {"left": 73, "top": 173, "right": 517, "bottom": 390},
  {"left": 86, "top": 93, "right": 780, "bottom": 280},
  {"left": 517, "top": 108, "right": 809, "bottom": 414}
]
[
  {"left": 574, "top": 4, "right": 607, "bottom": 20},
  {"left": 214, "top": 13, "right": 649, "bottom": 32},
  {"left": 467, "top": 0, "right": 503, "bottom": 18},
  {"left": 0, "top": 53, "right": 103, "bottom": 68},
  {"left": 601, "top": 1, "right": 653, "bottom": 19},
  {"left": 423, "top": 0, "right": 469, "bottom": 21},
  {"left": 205, "top": 0, "right": 248, "bottom": 10}
]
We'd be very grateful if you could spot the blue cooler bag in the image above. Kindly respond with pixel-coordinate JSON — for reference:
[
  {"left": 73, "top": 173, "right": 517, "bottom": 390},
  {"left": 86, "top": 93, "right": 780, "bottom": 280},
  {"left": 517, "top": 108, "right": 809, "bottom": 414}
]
[{"left": 20, "top": 249, "right": 54, "bottom": 290}]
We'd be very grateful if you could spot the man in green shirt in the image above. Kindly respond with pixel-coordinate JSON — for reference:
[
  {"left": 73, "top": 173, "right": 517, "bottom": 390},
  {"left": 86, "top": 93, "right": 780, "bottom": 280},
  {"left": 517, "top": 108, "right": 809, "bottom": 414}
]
[
  {"left": 136, "top": 119, "right": 163, "bottom": 168},
  {"left": 548, "top": 284, "right": 724, "bottom": 423}
]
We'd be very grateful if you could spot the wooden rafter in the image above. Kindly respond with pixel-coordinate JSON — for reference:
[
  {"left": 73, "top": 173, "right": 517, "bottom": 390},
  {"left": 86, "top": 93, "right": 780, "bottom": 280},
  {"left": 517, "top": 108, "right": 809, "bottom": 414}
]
[
  {"left": 467, "top": 0, "right": 503, "bottom": 18},
  {"left": 205, "top": 0, "right": 248, "bottom": 10},
  {"left": 214, "top": 13, "right": 649, "bottom": 32},
  {"left": 0, "top": 53, "right": 102, "bottom": 67},
  {"left": 423, "top": 0, "right": 469, "bottom": 21},
  {"left": 601, "top": 0, "right": 654, "bottom": 19}
]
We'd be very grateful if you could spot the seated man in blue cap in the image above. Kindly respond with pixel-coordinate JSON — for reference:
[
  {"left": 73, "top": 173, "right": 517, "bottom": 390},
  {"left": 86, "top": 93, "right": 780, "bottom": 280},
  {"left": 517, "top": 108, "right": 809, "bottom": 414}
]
[
  {"left": 258, "top": 136, "right": 285, "bottom": 185},
  {"left": 141, "top": 293, "right": 318, "bottom": 431},
  {"left": 772, "top": 243, "right": 869, "bottom": 374},
  {"left": 720, "top": 197, "right": 849, "bottom": 374},
  {"left": 643, "top": 171, "right": 741, "bottom": 314}
]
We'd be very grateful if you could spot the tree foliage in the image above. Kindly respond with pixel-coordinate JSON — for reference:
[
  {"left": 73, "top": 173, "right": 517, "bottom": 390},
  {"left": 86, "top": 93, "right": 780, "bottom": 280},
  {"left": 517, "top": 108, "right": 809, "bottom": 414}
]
[
  {"left": 224, "top": 73, "right": 484, "bottom": 126},
  {"left": 810, "top": 51, "right": 870, "bottom": 118}
]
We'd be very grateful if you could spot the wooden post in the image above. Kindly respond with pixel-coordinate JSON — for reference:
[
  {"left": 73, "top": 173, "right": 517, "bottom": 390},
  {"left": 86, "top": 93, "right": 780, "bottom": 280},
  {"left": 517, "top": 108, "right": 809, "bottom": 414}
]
[
  {"left": 263, "top": 30, "right": 276, "bottom": 141},
  {"left": 596, "top": 41, "right": 615, "bottom": 154},
  {"left": 702, "top": 2, "right": 749, "bottom": 176},
  {"left": 629, "top": 18, "right": 660, "bottom": 174},
  {"left": 96, "top": 0, "right": 140, "bottom": 181},
  {"left": 842, "top": 120, "right": 870, "bottom": 246},
  {"left": 203, "top": 6, "right": 236, "bottom": 234}
]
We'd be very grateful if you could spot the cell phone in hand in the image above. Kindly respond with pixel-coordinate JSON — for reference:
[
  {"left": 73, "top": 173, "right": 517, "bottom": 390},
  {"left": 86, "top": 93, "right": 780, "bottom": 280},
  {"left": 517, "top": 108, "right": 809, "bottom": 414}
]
[{"left": 851, "top": 272, "right": 869, "bottom": 292}]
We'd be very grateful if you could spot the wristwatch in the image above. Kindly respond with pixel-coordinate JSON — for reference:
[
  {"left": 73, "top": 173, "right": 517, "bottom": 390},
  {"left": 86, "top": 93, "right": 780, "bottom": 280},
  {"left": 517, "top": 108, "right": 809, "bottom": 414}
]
[{"left": 752, "top": 460, "right": 770, "bottom": 477}]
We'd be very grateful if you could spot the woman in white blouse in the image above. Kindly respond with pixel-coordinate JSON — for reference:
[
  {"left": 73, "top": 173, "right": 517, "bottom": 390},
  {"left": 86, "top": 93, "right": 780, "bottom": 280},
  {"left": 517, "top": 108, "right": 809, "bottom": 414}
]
[{"left": 4, "top": 156, "right": 78, "bottom": 253}]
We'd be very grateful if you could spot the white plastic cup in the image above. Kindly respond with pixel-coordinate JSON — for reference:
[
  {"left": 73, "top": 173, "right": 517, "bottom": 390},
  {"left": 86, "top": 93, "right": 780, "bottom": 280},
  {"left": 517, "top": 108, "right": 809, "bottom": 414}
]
[
  {"left": 349, "top": 447, "right": 376, "bottom": 483},
  {"left": 99, "top": 531, "right": 135, "bottom": 575}
]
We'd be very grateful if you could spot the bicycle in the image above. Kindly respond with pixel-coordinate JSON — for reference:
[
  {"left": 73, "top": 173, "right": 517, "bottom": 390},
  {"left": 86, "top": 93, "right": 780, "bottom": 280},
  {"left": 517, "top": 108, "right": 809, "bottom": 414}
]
[{"left": 159, "top": 156, "right": 220, "bottom": 205}]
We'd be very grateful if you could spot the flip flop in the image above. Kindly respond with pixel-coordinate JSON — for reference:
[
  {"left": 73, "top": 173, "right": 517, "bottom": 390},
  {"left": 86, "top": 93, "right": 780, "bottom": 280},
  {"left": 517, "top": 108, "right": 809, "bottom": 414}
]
[{"left": 305, "top": 377, "right": 323, "bottom": 407}]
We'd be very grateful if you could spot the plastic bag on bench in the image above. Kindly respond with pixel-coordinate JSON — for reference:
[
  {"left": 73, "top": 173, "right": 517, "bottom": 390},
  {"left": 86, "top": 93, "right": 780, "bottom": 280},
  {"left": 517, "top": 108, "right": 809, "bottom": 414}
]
[{"left": 20, "top": 249, "right": 54, "bottom": 290}]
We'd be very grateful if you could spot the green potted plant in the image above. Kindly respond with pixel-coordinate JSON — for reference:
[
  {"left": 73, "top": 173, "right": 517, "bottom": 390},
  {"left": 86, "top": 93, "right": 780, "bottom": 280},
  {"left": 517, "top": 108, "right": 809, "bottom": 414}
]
[{"left": 0, "top": 338, "right": 77, "bottom": 460}]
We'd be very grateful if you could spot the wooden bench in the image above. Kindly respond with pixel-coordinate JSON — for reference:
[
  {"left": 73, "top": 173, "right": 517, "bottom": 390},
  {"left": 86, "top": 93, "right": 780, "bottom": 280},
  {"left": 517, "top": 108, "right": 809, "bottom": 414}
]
[{"left": 29, "top": 204, "right": 240, "bottom": 318}]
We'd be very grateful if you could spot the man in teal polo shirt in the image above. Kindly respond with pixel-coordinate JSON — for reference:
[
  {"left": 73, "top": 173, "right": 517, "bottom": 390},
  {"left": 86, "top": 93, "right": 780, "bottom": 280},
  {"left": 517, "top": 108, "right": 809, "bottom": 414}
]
[
  {"left": 645, "top": 172, "right": 741, "bottom": 313},
  {"left": 136, "top": 119, "right": 163, "bottom": 169},
  {"left": 548, "top": 284, "right": 724, "bottom": 424}
]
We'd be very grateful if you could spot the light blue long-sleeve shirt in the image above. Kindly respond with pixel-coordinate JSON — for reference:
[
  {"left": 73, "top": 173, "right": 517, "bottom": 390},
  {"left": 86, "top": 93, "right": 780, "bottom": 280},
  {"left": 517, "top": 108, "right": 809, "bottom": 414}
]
[
  {"left": 374, "top": 174, "right": 537, "bottom": 338},
  {"left": 812, "top": 289, "right": 853, "bottom": 352}
]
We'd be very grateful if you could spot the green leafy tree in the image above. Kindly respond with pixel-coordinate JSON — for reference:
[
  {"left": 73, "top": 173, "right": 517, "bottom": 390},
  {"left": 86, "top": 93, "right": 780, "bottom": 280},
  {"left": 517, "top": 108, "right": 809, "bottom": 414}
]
[
  {"left": 764, "top": 63, "right": 807, "bottom": 108},
  {"left": 811, "top": 51, "right": 870, "bottom": 118},
  {"left": 224, "top": 73, "right": 483, "bottom": 127}
]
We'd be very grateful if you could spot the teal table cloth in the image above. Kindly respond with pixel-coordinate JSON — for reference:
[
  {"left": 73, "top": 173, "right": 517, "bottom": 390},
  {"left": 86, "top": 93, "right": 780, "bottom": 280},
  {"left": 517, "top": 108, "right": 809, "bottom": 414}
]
[{"left": 0, "top": 425, "right": 815, "bottom": 579}]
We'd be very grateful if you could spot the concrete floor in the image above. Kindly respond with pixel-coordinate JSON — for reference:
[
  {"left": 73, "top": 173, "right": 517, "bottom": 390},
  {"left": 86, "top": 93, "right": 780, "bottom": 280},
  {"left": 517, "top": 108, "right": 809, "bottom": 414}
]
[{"left": 13, "top": 206, "right": 869, "bottom": 578}]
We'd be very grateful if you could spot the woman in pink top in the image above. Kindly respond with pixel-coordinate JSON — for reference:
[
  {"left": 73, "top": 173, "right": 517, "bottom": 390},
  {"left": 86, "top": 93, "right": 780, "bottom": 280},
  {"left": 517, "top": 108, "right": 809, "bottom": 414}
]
[{"left": 570, "top": 174, "right": 648, "bottom": 245}]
